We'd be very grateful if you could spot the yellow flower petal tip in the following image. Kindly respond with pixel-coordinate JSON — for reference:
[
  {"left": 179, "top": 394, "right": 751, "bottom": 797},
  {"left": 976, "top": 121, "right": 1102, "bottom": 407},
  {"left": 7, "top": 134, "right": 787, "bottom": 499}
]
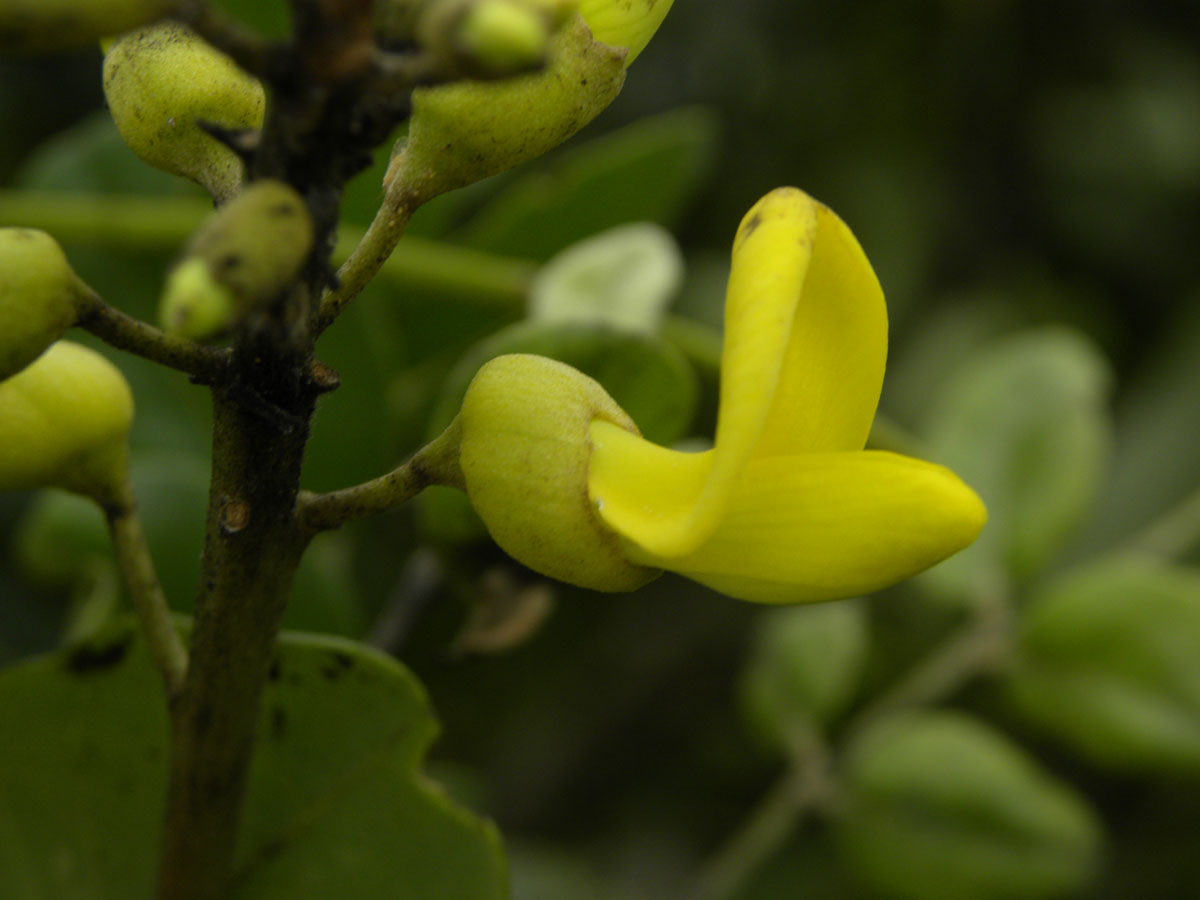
[
  {"left": 458, "top": 353, "right": 662, "bottom": 592},
  {"left": 453, "top": 187, "right": 985, "bottom": 604},
  {"left": 578, "top": 0, "right": 674, "bottom": 65}
]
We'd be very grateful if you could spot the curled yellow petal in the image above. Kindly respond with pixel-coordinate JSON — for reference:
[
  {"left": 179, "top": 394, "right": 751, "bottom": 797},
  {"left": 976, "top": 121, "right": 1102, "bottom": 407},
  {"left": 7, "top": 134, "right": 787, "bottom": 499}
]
[
  {"left": 578, "top": 0, "right": 674, "bottom": 65},
  {"left": 590, "top": 187, "right": 886, "bottom": 559},
  {"left": 628, "top": 451, "right": 986, "bottom": 604}
]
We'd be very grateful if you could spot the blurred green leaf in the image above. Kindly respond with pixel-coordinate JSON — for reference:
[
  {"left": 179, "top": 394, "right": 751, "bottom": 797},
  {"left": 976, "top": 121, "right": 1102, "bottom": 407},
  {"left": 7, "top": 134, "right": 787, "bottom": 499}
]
[
  {"left": 529, "top": 223, "right": 683, "bottom": 334},
  {"left": 16, "top": 111, "right": 204, "bottom": 197},
  {"left": 0, "top": 622, "right": 507, "bottom": 900},
  {"left": 739, "top": 600, "right": 868, "bottom": 751},
  {"left": 921, "top": 328, "right": 1112, "bottom": 596},
  {"left": 419, "top": 319, "right": 698, "bottom": 542},
  {"left": 14, "top": 458, "right": 366, "bottom": 637},
  {"left": 454, "top": 106, "right": 719, "bottom": 260},
  {"left": 1006, "top": 555, "right": 1200, "bottom": 775},
  {"left": 835, "top": 710, "right": 1101, "bottom": 900}
]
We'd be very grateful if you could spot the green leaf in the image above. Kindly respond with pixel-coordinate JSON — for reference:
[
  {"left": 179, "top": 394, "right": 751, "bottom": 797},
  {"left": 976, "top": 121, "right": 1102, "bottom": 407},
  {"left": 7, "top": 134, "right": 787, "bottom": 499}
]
[
  {"left": 17, "top": 111, "right": 204, "bottom": 197},
  {"left": 921, "top": 328, "right": 1112, "bottom": 596},
  {"left": 14, "top": 459, "right": 368, "bottom": 638},
  {"left": 453, "top": 106, "right": 719, "bottom": 260},
  {"left": 419, "top": 320, "right": 699, "bottom": 542},
  {"left": 1006, "top": 555, "right": 1200, "bottom": 774},
  {"left": 0, "top": 622, "right": 507, "bottom": 900},
  {"left": 739, "top": 600, "right": 868, "bottom": 751},
  {"left": 528, "top": 223, "right": 683, "bottom": 334},
  {"left": 835, "top": 710, "right": 1101, "bottom": 900}
]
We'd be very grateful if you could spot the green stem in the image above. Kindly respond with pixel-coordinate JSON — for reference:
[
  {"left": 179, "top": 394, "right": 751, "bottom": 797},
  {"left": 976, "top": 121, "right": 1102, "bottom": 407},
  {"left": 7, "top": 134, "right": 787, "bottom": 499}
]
[
  {"left": 75, "top": 287, "right": 229, "bottom": 380},
  {"left": 684, "top": 739, "right": 831, "bottom": 900},
  {"left": 1124, "top": 482, "right": 1200, "bottom": 559},
  {"left": 853, "top": 583, "right": 1010, "bottom": 725},
  {"left": 105, "top": 474, "right": 189, "bottom": 699},
  {"left": 297, "top": 417, "right": 463, "bottom": 533},
  {"left": 0, "top": 190, "right": 534, "bottom": 310},
  {"left": 315, "top": 178, "right": 418, "bottom": 332}
]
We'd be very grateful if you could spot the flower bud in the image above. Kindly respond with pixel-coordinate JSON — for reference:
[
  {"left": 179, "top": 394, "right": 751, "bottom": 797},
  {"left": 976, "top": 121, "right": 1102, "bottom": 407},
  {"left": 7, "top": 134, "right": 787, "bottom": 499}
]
[
  {"left": 0, "top": 342, "right": 134, "bottom": 501},
  {"left": 159, "top": 180, "right": 314, "bottom": 339},
  {"left": 457, "top": 353, "right": 660, "bottom": 591},
  {"left": 391, "top": 13, "right": 625, "bottom": 200},
  {"left": 418, "top": 0, "right": 570, "bottom": 79},
  {"left": 0, "top": 229, "right": 86, "bottom": 381},
  {"left": 103, "top": 22, "right": 266, "bottom": 202},
  {"left": 0, "top": 0, "right": 171, "bottom": 50}
]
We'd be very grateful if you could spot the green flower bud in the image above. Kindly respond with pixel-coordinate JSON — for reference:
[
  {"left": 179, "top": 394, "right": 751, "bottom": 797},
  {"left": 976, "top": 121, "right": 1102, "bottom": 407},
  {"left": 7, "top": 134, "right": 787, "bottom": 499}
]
[
  {"left": 158, "top": 258, "right": 236, "bottom": 340},
  {"left": 0, "top": 342, "right": 134, "bottom": 501},
  {"left": 0, "top": 229, "right": 87, "bottom": 381},
  {"left": 103, "top": 22, "right": 266, "bottom": 202},
  {"left": 835, "top": 710, "right": 1101, "bottom": 900},
  {"left": 392, "top": 13, "right": 626, "bottom": 200},
  {"left": 457, "top": 353, "right": 660, "bottom": 591},
  {"left": 0, "top": 0, "right": 171, "bottom": 50},
  {"left": 159, "top": 180, "right": 314, "bottom": 338},
  {"left": 455, "top": 0, "right": 553, "bottom": 76}
]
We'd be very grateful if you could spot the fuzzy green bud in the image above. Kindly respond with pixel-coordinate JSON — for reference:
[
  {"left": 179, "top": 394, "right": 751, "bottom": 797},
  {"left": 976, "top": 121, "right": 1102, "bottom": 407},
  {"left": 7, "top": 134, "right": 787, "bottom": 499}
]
[
  {"left": 391, "top": 13, "right": 625, "bottom": 201},
  {"left": 456, "top": 0, "right": 553, "bottom": 76},
  {"left": 458, "top": 353, "right": 660, "bottom": 591},
  {"left": 0, "top": 229, "right": 86, "bottom": 381},
  {"left": 103, "top": 22, "right": 266, "bottom": 203},
  {"left": 158, "top": 258, "right": 236, "bottom": 340},
  {"left": 0, "top": 342, "right": 134, "bottom": 501},
  {"left": 159, "top": 180, "right": 313, "bottom": 338},
  {"left": 0, "top": 0, "right": 171, "bottom": 50}
]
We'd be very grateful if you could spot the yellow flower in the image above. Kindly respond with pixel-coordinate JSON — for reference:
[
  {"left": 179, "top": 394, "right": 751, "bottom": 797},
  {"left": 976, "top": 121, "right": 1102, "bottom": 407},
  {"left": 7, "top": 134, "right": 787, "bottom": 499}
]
[{"left": 457, "top": 187, "right": 985, "bottom": 603}]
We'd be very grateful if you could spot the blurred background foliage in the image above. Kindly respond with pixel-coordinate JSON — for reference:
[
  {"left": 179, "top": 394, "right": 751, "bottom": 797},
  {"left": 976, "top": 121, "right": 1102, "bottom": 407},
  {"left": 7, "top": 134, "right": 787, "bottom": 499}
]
[{"left": 3, "top": 0, "right": 1200, "bottom": 898}]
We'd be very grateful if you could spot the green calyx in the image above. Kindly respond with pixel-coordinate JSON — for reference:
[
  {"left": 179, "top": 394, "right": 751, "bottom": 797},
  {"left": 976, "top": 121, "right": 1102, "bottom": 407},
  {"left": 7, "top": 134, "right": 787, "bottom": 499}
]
[
  {"left": 159, "top": 180, "right": 314, "bottom": 340},
  {"left": 457, "top": 353, "right": 660, "bottom": 592},
  {"left": 0, "top": 229, "right": 86, "bottom": 382},
  {"left": 0, "top": 342, "right": 134, "bottom": 502},
  {"left": 103, "top": 22, "right": 266, "bottom": 203},
  {"left": 391, "top": 13, "right": 625, "bottom": 202},
  {"left": 0, "top": 0, "right": 172, "bottom": 50}
]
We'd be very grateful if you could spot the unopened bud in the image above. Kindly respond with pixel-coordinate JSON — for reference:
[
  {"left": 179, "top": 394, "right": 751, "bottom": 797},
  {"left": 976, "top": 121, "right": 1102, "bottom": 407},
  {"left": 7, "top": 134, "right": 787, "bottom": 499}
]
[
  {"left": 103, "top": 23, "right": 266, "bottom": 202},
  {"left": 159, "top": 180, "right": 313, "bottom": 339},
  {"left": 0, "top": 229, "right": 86, "bottom": 381},
  {"left": 0, "top": 342, "right": 134, "bottom": 501}
]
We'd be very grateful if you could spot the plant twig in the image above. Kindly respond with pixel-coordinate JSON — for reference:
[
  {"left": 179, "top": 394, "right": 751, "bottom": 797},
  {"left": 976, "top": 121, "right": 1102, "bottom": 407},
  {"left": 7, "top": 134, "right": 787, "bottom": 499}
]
[
  {"left": 853, "top": 582, "right": 1010, "bottom": 725},
  {"left": 297, "top": 418, "right": 463, "bottom": 533},
  {"left": 1122, "top": 482, "right": 1200, "bottom": 560},
  {"left": 105, "top": 473, "right": 189, "bottom": 699},
  {"left": 685, "top": 738, "right": 832, "bottom": 900},
  {"left": 316, "top": 179, "right": 420, "bottom": 333},
  {"left": 75, "top": 289, "right": 230, "bottom": 381}
]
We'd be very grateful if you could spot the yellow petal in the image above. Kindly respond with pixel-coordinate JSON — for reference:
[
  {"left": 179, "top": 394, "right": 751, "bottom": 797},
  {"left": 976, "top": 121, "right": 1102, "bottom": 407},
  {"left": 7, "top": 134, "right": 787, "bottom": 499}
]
[
  {"left": 578, "top": 0, "right": 674, "bottom": 65},
  {"left": 589, "top": 189, "right": 819, "bottom": 556},
  {"left": 621, "top": 451, "right": 986, "bottom": 604},
  {"left": 753, "top": 202, "right": 887, "bottom": 457}
]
